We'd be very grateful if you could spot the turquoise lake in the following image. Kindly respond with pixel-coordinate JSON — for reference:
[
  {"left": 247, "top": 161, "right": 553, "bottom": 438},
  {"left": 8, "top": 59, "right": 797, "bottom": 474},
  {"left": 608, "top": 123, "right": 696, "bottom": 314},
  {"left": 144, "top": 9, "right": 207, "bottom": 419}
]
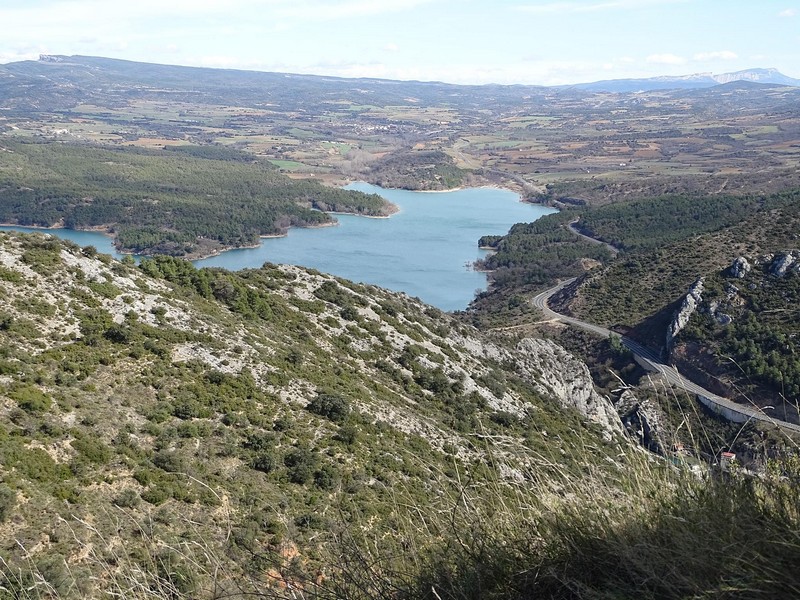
[{"left": 1, "top": 183, "right": 555, "bottom": 311}]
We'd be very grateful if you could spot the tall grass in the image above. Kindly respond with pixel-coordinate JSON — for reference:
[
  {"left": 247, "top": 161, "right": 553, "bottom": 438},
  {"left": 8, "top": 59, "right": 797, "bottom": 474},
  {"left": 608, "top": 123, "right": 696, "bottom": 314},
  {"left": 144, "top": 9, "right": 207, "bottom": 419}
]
[
  {"left": 314, "top": 442, "right": 800, "bottom": 600},
  {"left": 3, "top": 434, "right": 799, "bottom": 599}
]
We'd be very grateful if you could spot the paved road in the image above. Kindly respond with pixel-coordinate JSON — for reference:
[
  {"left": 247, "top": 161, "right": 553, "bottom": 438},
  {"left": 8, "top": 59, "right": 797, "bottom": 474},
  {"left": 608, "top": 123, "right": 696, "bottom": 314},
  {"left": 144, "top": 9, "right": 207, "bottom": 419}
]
[
  {"left": 532, "top": 279, "right": 800, "bottom": 435},
  {"left": 565, "top": 220, "right": 620, "bottom": 256}
]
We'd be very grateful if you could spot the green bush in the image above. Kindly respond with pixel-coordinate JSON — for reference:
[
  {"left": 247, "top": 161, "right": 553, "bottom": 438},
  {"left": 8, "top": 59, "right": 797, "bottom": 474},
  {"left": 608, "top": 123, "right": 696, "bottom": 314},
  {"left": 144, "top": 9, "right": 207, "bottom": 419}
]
[
  {"left": 153, "top": 450, "right": 184, "bottom": 473},
  {"left": 251, "top": 451, "right": 278, "bottom": 474},
  {"left": 9, "top": 385, "right": 52, "bottom": 413},
  {"left": 71, "top": 436, "right": 112, "bottom": 464},
  {"left": 307, "top": 392, "right": 350, "bottom": 423},
  {"left": 284, "top": 448, "right": 319, "bottom": 485},
  {"left": 0, "top": 484, "right": 16, "bottom": 522},
  {"left": 112, "top": 488, "right": 141, "bottom": 508}
]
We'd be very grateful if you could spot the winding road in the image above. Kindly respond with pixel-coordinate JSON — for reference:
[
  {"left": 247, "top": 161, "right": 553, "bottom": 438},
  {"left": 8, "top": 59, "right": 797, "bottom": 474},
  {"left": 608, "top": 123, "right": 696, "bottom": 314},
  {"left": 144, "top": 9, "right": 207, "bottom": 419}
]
[
  {"left": 566, "top": 219, "right": 620, "bottom": 256},
  {"left": 532, "top": 279, "right": 800, "bottom": 435}
]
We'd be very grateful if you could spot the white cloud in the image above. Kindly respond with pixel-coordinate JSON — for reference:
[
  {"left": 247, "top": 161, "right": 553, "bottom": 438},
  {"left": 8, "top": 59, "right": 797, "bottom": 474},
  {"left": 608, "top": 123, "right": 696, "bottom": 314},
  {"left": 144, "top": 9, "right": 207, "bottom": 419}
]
[
  {"left": 779, "top": 8, "right": 797, "bottom": 17},
  {"left": 693, "top": 50, "right": 738, "bottom": 61},
  {"left": 517, "top": 0, "right": 687, "bottom": 14},
  {"left": 384, "top": 43, "right": 399, "bottom": 52},
  {"left": 645, "top": 53, "right": 686, "bottom": 65},
  {"left": 0, "top": 0, "right": 432, "bottom": 29}
]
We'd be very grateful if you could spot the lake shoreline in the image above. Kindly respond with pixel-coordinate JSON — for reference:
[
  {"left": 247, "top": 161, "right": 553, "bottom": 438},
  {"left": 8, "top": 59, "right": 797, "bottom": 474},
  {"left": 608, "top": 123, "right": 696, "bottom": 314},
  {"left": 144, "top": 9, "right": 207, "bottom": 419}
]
[
  {"left": 0, "top": 209, "right": 389, "bottom": 262},
  {"left": 2, "top": 183, "right": 556, "bottom": 311}
]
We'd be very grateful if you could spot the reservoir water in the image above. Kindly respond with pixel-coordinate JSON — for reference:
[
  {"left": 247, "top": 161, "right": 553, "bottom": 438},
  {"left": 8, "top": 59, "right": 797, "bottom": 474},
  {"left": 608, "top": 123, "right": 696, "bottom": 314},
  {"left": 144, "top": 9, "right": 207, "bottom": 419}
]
[{"left": 1, "top": 183, "right": 555, "bottom": 311}]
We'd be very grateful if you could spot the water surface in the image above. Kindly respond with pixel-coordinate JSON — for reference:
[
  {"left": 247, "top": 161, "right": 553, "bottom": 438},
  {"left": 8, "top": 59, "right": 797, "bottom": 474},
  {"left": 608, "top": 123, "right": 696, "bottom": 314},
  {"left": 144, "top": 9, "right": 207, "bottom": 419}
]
[
  {"left": 0, "top": 226, "right": 125, "bottom": 259},
  {"left": 199, "top": 183, "right": 555, "bottom": 310},
  {"left": 1, "top": 184, "right": 555, "bottom": 311}
]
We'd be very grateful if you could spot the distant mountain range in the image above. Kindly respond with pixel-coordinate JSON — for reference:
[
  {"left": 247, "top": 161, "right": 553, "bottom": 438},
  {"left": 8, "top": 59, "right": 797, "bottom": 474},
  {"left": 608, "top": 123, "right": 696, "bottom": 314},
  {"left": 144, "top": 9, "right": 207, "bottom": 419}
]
[
  {"left": 0, "top": 55, "right": 798, "bottom": 117},
  {"left": 568, "top": 68, "right": 800, "bottom": 92},
  {"left": 6, "top": 55, "right": 800, "bottom": 95}
]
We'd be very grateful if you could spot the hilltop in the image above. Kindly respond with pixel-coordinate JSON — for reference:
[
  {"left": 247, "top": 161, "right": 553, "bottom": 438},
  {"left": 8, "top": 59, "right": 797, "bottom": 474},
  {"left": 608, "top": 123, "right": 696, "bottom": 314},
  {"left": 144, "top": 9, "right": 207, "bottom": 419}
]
[{"left": 569, "top": 67, "right": 800, "bottom": 92}]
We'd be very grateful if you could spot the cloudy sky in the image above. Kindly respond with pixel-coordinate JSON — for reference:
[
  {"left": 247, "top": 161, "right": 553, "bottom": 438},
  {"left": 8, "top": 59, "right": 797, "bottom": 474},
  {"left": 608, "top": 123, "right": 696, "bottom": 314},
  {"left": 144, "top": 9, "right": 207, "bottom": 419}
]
[{"left": 1, "top": 0, "right": 798, "bottom": 85}]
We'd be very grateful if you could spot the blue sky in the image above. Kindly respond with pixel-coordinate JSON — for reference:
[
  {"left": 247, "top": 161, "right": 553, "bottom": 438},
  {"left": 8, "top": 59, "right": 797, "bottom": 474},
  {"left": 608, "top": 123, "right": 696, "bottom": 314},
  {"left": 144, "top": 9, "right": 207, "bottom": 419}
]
[{"left": 1, "top": 0, "right": 798, "bottom": 85}]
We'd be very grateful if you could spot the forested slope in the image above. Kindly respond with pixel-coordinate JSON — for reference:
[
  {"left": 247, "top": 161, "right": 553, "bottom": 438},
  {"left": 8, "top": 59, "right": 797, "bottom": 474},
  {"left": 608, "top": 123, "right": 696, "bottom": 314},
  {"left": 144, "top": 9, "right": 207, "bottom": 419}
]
[{"left": 0, "top": 139, "right": 391, "bottom": 256}]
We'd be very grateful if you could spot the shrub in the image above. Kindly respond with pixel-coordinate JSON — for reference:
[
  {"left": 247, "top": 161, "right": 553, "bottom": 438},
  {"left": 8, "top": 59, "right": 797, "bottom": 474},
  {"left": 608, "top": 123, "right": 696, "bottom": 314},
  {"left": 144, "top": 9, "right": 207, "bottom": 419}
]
[
  {"left": 153, "top": 450, "right": 184, "bottom": 473},
  {"left": 0, "top": 484, "right": 16, "bottom": 522},
  {"left": 113, "top": 488, "right": 141, "bottom": 508},
  {"left": 340, "top": 305, "right": 359, "bottom": 321},
  {"left": 334, "top": 423, "right": 359, "bottom": 446},
  {"left": 9, "top": 385, "right": 52, "bottom": 413},
  {"left": 284, "top": 448, "right": 319, "bottom": 485},
  {"left": 71, "top": 437, "right": 112, "bottom": 464},
  {"left": 307, "top": 393, "right": 350, "bottom": 423},
  {"left": 314, "top": 464, "right": 341, "bottom": 490},
  {"left": 251, "top": 451, "right": 278, "bottom": 474}
]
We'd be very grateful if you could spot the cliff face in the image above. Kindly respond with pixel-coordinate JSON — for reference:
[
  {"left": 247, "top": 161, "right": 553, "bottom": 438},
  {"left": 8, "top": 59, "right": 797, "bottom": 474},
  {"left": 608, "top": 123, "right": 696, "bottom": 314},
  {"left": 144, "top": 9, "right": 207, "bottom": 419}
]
[
  {"left": 0, "top": 231, "right": 622, "bottom": 594},
  {"left": 516, "top": 338, "right": 622, "bottom": 439}
]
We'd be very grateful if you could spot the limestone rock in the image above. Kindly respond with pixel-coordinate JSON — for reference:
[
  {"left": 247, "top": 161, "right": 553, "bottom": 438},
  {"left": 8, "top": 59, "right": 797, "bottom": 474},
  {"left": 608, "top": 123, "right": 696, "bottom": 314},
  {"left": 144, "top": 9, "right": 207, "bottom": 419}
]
[
  {"left": 770, "top": 252, "right": 796, "bottom": 278},
  {"left": 615, "top": 389, "right": 667, "bottom": 454},
  {"left": 707, "top": 300, "right": 732, "bottom": 326},
  {"left": 666, "top": 277, "right": 704, "bottom": 350},
  {"left": 715, "top": 313, "right": 732, "bottom": 326},
  {"left": 515, "top": 337, "right": 622, "bottom": 440},
  {"left": 729, "top": 256, "right": 751, "bottom": 279}
]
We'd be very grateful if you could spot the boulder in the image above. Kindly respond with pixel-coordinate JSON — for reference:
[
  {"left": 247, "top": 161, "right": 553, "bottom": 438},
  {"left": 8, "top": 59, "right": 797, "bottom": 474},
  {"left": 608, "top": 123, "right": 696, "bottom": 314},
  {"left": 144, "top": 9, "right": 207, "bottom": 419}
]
[
  {"left": 729, "top": 256, "right": 751, "bottom": 279},
  {"left": 770, "top": 252, "right": 796, "bottom": 278}
]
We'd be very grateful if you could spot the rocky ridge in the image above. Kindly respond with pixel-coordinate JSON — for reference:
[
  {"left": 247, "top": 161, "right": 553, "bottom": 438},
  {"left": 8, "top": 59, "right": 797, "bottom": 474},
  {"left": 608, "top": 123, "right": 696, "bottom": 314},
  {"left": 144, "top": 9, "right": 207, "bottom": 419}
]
[{"left": 666, "top": 277, "right": 704, "bottom": 351}]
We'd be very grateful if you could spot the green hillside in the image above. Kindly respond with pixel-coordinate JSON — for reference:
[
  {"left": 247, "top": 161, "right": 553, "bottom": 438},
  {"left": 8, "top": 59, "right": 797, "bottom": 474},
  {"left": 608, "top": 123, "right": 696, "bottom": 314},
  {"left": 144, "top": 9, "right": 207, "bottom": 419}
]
[
  {"left": 0, "top": 231, "right": 628, "bottom": 597},
  {"left": 0, "top": 140, "right": 391, "bottom": 257}
]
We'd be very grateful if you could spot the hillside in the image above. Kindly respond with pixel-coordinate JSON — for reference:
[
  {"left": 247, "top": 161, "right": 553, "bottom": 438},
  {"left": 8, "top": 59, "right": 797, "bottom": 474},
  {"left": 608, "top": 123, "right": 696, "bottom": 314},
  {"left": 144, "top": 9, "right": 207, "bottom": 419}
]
[
  {"left": 484, "top": 187, "right": 800, "bottom": 423},
  {"left": 0, "top": 139, "right": 391, "bottom": 257},
  {"left": 0, "top": 231, "right": 624, "bottom": 597},
  {"left": 2, "top": 54, "right": 800, "bottom": 599},
  {"left": 0, "top": 231, "right": 797, "bottom": 599},
  {"left": 572, "top": 191, "right": 800, "bottom": 420}
]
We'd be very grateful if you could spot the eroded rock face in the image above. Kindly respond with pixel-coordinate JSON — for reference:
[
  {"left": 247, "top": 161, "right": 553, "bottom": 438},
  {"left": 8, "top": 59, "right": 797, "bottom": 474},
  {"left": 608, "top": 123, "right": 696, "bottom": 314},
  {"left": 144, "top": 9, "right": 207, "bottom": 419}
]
[
  {"left": 666, "top": 278, "right": 704, "bottom": 351},
  {"left": 730, "top": 256, "right": 751, "bottom": 279},
  {"left": 515, "top": 337, "right": 623, "bottom": 440}
]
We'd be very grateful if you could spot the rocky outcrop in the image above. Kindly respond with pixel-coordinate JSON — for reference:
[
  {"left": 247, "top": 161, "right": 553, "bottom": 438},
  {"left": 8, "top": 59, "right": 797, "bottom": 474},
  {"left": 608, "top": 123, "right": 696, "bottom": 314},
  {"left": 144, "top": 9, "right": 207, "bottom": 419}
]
[
  {"left": 729, "top": 256, "right": 751, "bottom": 279},
  {"left": 516, "top": 337, "right": 623, "bottom": 440},
  {"left": 770, "top": 252, "right": 796, "bottom": 277},
  {"left": 706, "top": 300, "right": 732, "bottom": 326},
  {"left": 615, "top": 389, "right": 667, "bottom": 454},
  {"left": 666, "top": 278, "right": 704, "bottom": 351}
]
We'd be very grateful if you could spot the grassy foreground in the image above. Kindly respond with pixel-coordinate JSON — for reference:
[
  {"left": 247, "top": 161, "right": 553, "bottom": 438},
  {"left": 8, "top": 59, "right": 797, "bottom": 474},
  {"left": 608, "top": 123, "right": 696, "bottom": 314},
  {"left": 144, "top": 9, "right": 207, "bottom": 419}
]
[{"left": 4, "top": 439, "right": 798, "bottom": 600}]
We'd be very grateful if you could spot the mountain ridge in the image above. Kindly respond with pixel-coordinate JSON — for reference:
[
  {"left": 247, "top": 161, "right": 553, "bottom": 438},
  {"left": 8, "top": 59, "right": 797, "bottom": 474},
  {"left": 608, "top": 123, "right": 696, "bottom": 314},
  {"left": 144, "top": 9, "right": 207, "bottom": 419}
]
[
  {"left": 569, "top": 67, "right": 800, "bottom": 92},
  {"left": 4, "top": 54, "right": 797, "bottom": 94}
]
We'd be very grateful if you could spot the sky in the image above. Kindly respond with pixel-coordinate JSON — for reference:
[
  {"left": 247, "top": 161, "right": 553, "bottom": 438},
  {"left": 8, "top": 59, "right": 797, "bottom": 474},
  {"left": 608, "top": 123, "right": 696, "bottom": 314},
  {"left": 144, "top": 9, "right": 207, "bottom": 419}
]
[{"left": 0, "top": 0, "right": 798, "bottom": 86}]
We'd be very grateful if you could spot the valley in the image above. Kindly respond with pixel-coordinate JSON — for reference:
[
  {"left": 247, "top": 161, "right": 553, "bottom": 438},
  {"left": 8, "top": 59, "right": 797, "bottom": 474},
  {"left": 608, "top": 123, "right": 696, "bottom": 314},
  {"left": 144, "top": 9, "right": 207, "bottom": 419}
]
[{"left": 1, "top": 54, "right": 800, "bottom": 599}]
